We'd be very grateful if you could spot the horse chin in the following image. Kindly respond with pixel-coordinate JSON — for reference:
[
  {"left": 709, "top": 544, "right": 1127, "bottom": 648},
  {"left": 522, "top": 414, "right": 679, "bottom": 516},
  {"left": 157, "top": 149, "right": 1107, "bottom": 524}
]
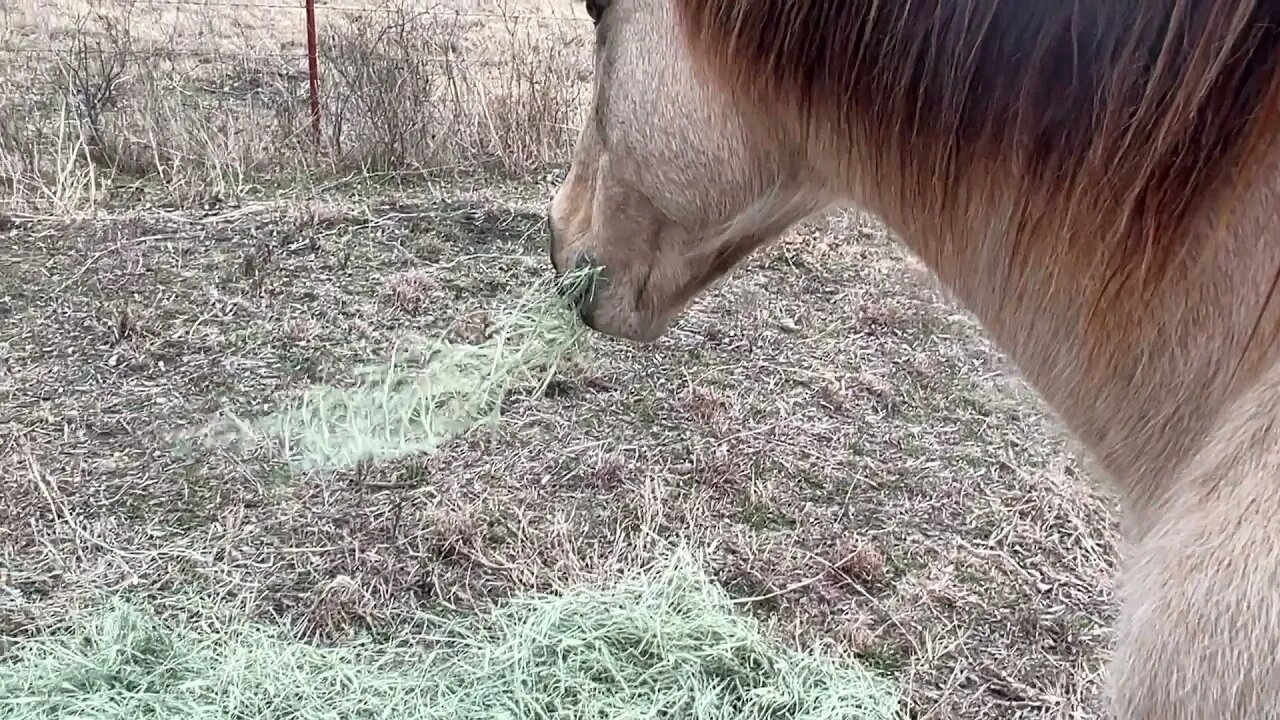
[
  {"left": 580, "top": 312, "right": 668, "bottom": 345},
  {"left": 578, "top": 298, "right": 670, "bottom": 344}
]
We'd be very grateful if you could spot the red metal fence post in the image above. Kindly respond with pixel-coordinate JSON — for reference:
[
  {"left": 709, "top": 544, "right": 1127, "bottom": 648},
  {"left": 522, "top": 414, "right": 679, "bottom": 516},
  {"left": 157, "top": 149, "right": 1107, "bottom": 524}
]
[{"left": 304, "top": 0, "right": 322, "bottom": 144}]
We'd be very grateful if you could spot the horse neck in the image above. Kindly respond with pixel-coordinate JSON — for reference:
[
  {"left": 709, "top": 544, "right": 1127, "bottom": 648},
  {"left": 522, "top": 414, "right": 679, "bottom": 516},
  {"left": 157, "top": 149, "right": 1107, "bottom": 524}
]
[{"left": 840, "top": 155, "right": 1280, "bottom": 519}]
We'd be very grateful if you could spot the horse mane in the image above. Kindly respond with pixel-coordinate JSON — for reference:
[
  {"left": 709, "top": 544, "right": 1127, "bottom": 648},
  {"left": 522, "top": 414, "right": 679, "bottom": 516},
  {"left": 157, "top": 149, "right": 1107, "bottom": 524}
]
[{"left": 675, "top": 0, "right": 1280, "bottom": 364}]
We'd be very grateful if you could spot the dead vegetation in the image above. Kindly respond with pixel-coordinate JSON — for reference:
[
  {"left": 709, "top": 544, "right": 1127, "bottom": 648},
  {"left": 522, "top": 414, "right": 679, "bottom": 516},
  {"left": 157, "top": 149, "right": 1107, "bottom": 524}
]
[
  {"left": 0, "top": 0, "right": 587, "bottom": 206},
  {"left": 0, "top": 1, "right": 1121, "bottom": 718}
]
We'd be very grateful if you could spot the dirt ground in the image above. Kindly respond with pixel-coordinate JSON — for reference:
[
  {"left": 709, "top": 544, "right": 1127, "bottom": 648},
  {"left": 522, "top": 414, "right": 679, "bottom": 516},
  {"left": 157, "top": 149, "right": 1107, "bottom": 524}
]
[
  {"left": 0, "top": 184, "right": 1120, "bottom": 717},
  {"left": 0, "top": 1, "right": 1121, "bottom": 718}
]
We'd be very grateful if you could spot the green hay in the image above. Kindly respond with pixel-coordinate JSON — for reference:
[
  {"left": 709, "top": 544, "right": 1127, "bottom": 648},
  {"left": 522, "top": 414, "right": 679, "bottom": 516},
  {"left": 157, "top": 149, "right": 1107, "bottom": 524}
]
[
  {"left": 0, "top": 553, "right": 901, "bottom": 720},
  {"left": 224, "top": 266, "right": 599, "bottom": 471}
]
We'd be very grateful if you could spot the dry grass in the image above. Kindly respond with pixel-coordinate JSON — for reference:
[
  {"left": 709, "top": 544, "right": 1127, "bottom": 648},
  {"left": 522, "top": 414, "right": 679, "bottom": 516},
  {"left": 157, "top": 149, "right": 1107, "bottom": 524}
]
[
  {"left": 208, "top": 261, "right": 598, "bottom": 472},
  {"left": 0, "top": 1, "right": 1121, "bottom": 718},
  {"left": 0, "top": 0, "right": 590, "bottom": 205}
]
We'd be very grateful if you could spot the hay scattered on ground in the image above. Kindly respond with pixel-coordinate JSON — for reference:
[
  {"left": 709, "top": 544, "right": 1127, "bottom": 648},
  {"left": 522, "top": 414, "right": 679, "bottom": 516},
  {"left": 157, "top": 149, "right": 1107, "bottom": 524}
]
[
  {"left": 217, "top": 266, "right": 599, "bottom": 471},
  {"left": 0, "top": 552, "right": 902, "bottom": 720}
]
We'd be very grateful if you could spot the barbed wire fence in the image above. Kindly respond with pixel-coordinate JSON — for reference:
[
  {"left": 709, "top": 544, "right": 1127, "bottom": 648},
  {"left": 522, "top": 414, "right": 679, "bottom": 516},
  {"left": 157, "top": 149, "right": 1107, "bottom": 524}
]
[{"left": 0, "top": 0, "right": 593, "bottom": 194}]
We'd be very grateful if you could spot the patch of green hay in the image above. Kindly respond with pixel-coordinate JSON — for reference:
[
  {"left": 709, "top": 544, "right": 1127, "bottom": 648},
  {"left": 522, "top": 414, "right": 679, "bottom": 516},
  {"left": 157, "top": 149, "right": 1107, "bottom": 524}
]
[
  {"left": 0, "top": 552, "right": 901, "bottom": 719},
  {"left": 223, "top": 266, "right": 599, "bottom": 471}
]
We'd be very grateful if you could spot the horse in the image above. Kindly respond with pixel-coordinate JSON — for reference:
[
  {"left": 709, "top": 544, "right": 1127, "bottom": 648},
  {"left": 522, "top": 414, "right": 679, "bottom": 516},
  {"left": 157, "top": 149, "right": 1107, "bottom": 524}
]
[{"left": 546, "top": 0, "right": 1280, "bottom": 716}]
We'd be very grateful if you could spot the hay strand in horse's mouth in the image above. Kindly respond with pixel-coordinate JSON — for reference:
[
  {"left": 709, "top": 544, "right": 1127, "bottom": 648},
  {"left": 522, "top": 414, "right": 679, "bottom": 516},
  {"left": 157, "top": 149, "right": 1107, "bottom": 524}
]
[{"left": 555, "top": 257, "right": 603, "bottom": 309}]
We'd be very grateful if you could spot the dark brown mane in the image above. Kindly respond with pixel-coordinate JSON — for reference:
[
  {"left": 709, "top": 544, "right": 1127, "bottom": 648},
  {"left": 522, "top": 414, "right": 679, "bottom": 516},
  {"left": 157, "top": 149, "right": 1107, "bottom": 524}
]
[{"left": 676, "top": 0, "right": 1280, "bottom": 329}]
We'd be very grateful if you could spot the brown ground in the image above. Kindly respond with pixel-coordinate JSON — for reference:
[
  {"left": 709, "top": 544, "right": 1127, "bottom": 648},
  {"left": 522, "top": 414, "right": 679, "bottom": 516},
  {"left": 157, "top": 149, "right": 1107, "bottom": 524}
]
[{"left": 0, "top": 1, "right": 1120, "bottom": 718}]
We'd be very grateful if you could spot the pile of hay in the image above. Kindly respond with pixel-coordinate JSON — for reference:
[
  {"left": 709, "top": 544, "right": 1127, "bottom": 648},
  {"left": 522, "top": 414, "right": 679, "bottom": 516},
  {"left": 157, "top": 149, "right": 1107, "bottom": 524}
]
[
  {"left": 221, "top": 266, "right": 598, "bottom": 471},
  {"left": 0, "top": 554, "right": 900, "bottom": 719}
]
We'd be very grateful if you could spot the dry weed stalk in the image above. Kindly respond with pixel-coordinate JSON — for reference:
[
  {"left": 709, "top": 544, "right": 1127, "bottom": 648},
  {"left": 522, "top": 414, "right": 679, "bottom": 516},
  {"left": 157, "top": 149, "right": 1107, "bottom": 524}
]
[{"left": 0, "top": 0, "right": 589, "bottom": 208}]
